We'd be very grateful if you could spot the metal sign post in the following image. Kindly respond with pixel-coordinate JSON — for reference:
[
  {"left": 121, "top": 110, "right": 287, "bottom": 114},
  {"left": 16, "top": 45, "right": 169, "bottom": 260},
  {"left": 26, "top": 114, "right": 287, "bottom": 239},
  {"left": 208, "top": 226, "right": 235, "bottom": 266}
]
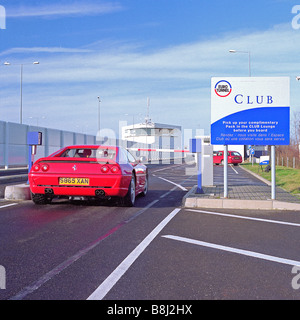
[
  {"left": 250, "top": 147, "right": 255, "bottom": 166},
  {"left": 271, "top": 145, "right": 276, "bottom": 200},
  {"left": 224, "top": 145, "right": 228, "bottom": 198}
]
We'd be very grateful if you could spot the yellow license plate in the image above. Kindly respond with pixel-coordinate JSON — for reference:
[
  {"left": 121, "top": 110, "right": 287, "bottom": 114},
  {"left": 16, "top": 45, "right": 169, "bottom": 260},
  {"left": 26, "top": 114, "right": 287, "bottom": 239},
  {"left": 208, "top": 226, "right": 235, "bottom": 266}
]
[{"left": 59, "top": 177, "right": 90, "bottom": 186}]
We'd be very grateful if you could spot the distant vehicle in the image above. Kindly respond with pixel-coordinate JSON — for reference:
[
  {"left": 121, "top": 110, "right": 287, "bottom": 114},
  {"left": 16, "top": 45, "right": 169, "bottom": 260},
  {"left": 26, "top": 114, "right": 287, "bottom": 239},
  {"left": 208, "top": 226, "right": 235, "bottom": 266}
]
[
  {"left": 28, "top": 145, "right": 148, "bottom": 206},
  {"left": 213, "top": 150, "right": 242, "bottom": 166}
]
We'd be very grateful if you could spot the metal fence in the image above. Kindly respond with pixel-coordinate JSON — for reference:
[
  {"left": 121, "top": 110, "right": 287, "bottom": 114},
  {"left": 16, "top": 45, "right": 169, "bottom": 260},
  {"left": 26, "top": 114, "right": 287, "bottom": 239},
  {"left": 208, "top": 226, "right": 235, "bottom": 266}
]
[
  {"left": 276, "top": 156, "right": 300, "bottom": 169},
  {"left": 0, "top": 120, "right": 185, "bottom": 169},
  {"left": 0, "top": 120, "right": 96, "bottom": 169}
]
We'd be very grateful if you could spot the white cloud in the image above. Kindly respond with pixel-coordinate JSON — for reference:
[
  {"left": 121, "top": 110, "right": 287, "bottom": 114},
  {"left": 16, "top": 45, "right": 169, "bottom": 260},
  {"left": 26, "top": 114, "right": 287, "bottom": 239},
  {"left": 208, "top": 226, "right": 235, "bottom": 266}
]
[
  {"left": 0, "top": 47, "right": 93, "bottom": 56},
  {"left": 6, "top": 1, "right": 123, "bottom": 18}
]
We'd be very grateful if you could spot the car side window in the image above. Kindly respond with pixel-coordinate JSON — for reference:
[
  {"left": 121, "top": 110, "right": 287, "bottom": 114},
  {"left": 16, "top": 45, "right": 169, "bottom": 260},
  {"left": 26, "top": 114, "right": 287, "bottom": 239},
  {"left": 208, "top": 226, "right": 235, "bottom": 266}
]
[
  {"left": 116, "top": 148, "right": 127, "bottom": 164},
  {"left": 117, "top": 148, "right": 136, "bottom": 164},
  {"left": 217, "top": 152, "right": 223, "bottom": 156},
  {"left": 126, "top": 150, "right": 136, "bottom": 163}
]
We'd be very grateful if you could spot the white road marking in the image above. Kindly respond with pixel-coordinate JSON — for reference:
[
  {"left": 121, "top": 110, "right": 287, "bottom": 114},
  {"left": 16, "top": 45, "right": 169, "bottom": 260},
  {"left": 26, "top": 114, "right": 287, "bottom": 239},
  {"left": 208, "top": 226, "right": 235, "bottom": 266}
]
[
  {"left": 157, "top": 177, "right": 188, "bottom": 191},
  {"left": 125, "top": 200, "right": 159, "bottom": 223},
  {"left": 160, "top": 187, "right": 177, "bottom": 199},
  {"left": 186, "top": 209, "right": 300, "bottom": 227},
  {"left": 0, "top": 203, "right": 17, "bottom": 209},
  {"left": 162, "top": 235, "right": 300, "bottom": 267},
  {"left": 230, "top": 165, "right": 239, "bottom": 174},
  {"left": 151, "top": 164, "right": 183, "bottom": 173},
  {"left": 87, "top": 208, "right": 181, "bottom": 300}
]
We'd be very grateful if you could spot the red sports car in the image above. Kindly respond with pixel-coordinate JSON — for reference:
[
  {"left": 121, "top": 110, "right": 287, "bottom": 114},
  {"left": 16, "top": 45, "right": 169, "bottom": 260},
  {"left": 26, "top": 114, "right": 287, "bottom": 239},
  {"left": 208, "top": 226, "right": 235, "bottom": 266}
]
[{"left": 28, "top": 145, "right": 148, "bottom": 206}]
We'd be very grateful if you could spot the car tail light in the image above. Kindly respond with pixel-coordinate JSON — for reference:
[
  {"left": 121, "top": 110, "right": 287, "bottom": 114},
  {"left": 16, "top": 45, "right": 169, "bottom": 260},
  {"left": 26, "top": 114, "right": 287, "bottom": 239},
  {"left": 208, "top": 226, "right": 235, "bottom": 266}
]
[
  {"left": 101, "top": 165, "right": 109, "bottom": 173},
  {"left": 32, "top": 163, "right": 40, "bottom": 171},
  {"left": 41, "top": 164, "right": 50, "bottom": 172},
  {"left": 110, "top": 166, "right": 119, "bottom": 173}
]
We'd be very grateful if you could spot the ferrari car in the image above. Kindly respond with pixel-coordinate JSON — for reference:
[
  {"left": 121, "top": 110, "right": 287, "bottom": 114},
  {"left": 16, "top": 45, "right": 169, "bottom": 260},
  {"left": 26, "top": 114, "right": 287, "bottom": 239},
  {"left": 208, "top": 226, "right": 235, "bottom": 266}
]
[
  {"left": 213, "top": 150, "right": 242, "bottom": 166},
  {"left": 28, "top": 145, "right": 148, "bottom": 206}
]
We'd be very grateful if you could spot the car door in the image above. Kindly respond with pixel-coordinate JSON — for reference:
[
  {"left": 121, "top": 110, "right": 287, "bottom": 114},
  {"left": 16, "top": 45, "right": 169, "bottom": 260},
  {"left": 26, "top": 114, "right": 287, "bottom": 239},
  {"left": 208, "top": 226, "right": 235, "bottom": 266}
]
[
  {"left": 214, "top": 151, "right": 223, "bottom": 164},
  {"left": 126, "top": 150, "right": 145, "bottom": 193}
]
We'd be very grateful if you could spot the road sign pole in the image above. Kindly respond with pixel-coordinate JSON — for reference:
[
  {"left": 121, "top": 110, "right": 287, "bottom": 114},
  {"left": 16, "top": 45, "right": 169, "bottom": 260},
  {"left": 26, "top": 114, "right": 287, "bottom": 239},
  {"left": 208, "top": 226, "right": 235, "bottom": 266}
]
[
  {"left": 224, "top": 145, "right": 228, "bottom": 198},
  {"left": 271, "top": 145, "right": 276, "bottom": 200}
]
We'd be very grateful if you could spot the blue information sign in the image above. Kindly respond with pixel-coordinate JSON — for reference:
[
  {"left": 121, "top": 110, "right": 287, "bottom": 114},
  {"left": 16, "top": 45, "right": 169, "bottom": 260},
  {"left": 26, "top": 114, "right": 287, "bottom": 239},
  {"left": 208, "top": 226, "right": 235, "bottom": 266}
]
[{"left": 211, "top": 77, "right": 290, "bottom": 146}]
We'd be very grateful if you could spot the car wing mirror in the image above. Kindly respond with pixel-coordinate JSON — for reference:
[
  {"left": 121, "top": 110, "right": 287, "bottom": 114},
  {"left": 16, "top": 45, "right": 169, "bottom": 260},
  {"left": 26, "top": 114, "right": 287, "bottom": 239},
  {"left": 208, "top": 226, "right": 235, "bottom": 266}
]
[{"left": 139, "top": 156, "right": 147, "bottom": 163}]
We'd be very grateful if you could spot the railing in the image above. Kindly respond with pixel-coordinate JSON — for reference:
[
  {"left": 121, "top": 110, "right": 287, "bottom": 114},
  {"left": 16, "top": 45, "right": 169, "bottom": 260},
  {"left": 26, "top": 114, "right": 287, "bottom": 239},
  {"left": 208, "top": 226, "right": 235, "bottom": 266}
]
[
  {"left": 0, "top": 120, "right": 186, "bottom": 169},
  {"left": 276, "top": 156, "right": 300, "bottom": 169}
]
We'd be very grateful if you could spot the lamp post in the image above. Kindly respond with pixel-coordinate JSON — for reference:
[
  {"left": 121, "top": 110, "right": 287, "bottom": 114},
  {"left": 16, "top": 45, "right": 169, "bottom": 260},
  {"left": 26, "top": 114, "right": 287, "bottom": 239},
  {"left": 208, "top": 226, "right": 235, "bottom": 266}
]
[
  {"left": 28, "top": 116, "right": 46, "bottom": 126},
  {"left": 4, "top": 61, "right": 40, "bottom": 124},
  {"left": 125, "top": 113, "right": 135, "bottom": 128},
  {"left": 97, "top": 96, "right": 101, "bottom": 133},
  {"left": 229, "top": 50, "right": 251, "bottom": 77}
]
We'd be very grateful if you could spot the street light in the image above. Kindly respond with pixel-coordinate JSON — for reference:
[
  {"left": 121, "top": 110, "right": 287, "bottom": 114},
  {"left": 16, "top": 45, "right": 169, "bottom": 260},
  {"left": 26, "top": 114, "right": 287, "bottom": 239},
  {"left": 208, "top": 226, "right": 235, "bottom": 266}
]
[
  {"left": 229, "top": 50, "right": 251, "bottom": 77},
  {"left": 125, "top": 113, "right": 135, "bottom": 128},
  {"left": 97, "top": 96, "right": 101, "bottom": 133},
  {"left": 28, "top": 116, "right": 46, "bottom": 126},
  {"left": 4, "top": 61, "right": 40, "bottom": 124}
]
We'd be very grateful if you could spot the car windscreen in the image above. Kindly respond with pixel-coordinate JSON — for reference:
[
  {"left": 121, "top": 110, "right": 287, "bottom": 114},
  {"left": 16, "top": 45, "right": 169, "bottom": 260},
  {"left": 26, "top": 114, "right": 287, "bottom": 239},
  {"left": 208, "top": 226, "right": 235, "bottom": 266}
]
[{"left": 59, "top": 148, "right": 117, "bottom": 159}]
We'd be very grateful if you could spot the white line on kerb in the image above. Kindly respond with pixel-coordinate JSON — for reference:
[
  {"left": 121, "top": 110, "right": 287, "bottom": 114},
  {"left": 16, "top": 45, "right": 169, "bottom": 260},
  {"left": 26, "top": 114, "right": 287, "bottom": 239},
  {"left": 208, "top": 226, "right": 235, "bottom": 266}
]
[
  {"left": 87, "top": 208, "right": 181, "bottom": 300},
  {"left": 162, "top": 235, "right": 300, "bottom": 267},
  {"left": 157, "top": 177, "right": 188, "bottom": 191},
  {"left": 186, "top": 209, "right": 300, "bottom": 227}
]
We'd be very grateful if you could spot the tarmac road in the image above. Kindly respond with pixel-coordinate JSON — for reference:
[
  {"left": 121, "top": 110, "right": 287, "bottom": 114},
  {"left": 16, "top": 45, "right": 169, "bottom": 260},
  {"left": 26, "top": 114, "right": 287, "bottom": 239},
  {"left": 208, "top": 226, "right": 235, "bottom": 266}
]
[{"left": 0, "top": 163, "right": 300, "bottom": 304}]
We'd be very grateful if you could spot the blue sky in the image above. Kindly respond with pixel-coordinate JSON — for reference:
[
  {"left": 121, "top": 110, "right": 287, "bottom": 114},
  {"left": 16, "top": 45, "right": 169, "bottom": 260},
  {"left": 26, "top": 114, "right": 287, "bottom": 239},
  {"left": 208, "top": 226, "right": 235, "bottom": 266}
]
[{"left": 0, "top": 0, "right": 300, "bottom": 138}]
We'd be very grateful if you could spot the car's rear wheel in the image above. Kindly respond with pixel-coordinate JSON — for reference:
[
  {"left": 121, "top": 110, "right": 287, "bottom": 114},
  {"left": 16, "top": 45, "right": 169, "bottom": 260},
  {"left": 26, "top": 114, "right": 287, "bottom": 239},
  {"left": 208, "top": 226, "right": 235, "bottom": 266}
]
[
  {"left": 141, "top": 174, "right": 148, "bottom": 196},
  {"left": 31, "top": 192, "right": 51, "bottom": 205},
  {"left": 123, "top": 174, "right": 136, "bottom": 207}
]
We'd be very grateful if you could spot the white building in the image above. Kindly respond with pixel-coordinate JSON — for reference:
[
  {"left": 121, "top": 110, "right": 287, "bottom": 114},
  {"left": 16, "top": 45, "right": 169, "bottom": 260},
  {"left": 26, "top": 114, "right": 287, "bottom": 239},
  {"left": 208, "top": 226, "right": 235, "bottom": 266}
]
[
  {"left": 121, "top": 119, "right": 182, "bottom": 162},
  {"left": 122, "top": 119, "right": 181, "bottom": 147}
]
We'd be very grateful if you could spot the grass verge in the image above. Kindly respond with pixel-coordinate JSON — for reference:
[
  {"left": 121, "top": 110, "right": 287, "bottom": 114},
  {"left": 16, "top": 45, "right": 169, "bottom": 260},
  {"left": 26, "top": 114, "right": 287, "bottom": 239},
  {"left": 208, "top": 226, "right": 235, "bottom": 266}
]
[{"left": 241, "top": 162, "right": 300, "bottom": 197}]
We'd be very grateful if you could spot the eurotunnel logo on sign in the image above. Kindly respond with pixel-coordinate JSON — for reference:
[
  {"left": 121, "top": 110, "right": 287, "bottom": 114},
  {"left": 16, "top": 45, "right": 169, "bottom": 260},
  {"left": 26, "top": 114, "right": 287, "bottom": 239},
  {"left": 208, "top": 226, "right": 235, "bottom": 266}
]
[
  {"left": 211, "top": 77, "right": 290, "bottom": 146},
  {"left": 214, "top": 80, "right": 232, "bottom": 97}
]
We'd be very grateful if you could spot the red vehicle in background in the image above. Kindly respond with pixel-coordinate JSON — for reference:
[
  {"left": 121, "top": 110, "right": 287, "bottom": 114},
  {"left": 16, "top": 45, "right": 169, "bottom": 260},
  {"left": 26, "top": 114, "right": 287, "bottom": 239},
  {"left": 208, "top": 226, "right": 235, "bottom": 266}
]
[
  {"left": 28, "top": 145, "right": 148, "bottom": 206},
  {"left": 213, "top": 150, "right": 242, "bottom": 166}
]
